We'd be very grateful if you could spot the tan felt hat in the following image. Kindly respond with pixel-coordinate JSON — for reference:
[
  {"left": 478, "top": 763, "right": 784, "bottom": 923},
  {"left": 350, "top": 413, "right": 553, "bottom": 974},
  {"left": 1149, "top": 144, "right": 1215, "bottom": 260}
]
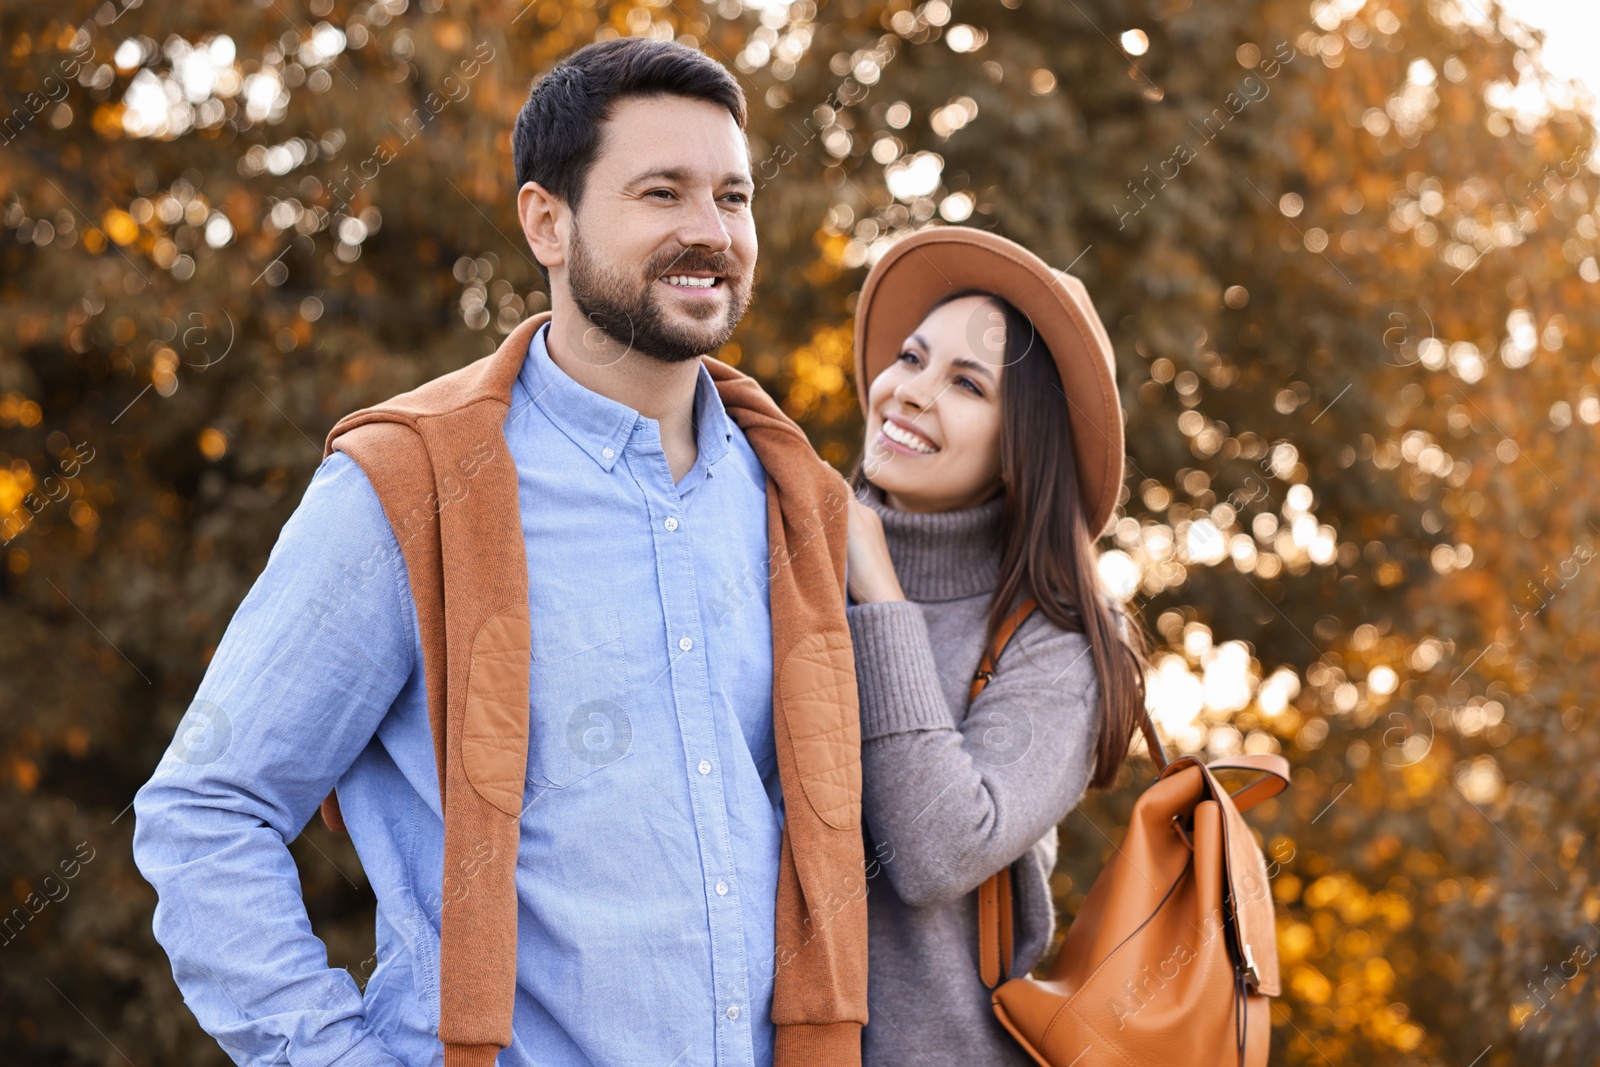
[{"left": 853, "top": 225, "right": 1125, "bottom": 540}]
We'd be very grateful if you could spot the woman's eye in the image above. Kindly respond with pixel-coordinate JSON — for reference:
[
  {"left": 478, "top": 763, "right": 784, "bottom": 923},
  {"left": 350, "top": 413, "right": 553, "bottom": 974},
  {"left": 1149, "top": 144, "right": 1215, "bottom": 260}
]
[
  {"left": 896, "top": 350, "right": 920, "bottom": 365},
  {"left": 957, "top": 377, "right": 983, "bottom": 395}
]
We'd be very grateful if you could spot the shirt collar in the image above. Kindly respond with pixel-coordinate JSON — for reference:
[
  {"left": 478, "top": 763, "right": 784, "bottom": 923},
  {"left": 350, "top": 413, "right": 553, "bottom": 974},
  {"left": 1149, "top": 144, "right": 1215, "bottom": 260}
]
[{"left": 518, "top": 320, "right": 734, "bottom": 475}]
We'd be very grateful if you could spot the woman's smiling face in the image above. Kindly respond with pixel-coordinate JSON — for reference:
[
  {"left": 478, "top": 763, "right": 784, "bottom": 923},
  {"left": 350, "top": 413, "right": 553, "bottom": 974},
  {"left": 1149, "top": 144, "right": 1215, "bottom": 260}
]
[{"left": 863, "top": 293, "right": 1008, "bottom": 513}]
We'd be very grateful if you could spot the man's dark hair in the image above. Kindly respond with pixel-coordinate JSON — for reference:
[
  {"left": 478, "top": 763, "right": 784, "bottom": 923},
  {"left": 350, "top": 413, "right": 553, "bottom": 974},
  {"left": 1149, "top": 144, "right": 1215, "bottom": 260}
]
[{"left": 513, "top": 37, "right": 748, "bottom": 288}]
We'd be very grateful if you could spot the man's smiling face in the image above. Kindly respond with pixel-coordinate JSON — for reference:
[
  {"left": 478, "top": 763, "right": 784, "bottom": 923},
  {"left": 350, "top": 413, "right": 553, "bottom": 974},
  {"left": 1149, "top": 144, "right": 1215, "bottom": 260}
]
[{"left": 563, "top": 94, "right": 757, "bottom": 364}]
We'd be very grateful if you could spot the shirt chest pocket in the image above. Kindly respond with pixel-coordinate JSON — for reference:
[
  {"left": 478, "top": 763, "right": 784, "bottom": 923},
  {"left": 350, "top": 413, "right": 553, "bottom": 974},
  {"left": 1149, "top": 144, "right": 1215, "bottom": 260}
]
[{"left": 526, "top": 607, "right": 633, "bottom": 789}]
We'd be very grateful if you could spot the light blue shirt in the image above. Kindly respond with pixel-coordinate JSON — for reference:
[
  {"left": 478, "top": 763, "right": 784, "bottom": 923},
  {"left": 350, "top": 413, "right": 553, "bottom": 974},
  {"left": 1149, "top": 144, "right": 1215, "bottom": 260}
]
[{"left": 133, "top": 321, "right": 783, "bottom": 1066}]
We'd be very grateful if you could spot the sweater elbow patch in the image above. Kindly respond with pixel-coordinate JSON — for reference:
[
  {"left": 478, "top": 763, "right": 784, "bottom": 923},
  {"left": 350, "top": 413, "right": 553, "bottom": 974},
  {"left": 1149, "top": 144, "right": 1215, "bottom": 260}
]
[
  {"left": 462, "top": 603, "right": 532, "bottom": 816},
  {"left": 779, "top": 630, "right": 862, "bottom": 830}
]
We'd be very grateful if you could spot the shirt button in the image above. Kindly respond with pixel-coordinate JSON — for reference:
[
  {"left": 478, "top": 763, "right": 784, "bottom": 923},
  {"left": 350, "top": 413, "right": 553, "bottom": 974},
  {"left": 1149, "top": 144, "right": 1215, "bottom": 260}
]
[
  {"left": 715, "top": 880, "right": 729, "bottom": 896},
  {"left": 726, "top": 1004, "right": 740, "bottom": 1020},
  {"left": 698, "top": 759, "right": 712, "bottom": 775},
  {"left": 679, "top": 636, "right": 693, "bottom": 651},
  {"left": 664, "top": 517, "right": 679, "bottom": 532},
  {"left": 601, "top": 446, "right": 614, "bottom": 460}
]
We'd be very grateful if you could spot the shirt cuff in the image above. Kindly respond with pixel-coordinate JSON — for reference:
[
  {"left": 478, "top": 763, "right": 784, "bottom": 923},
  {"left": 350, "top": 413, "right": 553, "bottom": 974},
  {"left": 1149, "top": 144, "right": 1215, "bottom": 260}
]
[{"left": 845, "top": 601, "right": 957, "bottom": 741}]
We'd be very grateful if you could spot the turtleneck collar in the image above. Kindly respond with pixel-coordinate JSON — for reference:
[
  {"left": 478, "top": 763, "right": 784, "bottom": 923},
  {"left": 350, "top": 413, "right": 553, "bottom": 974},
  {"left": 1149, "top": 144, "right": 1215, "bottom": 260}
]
[{"left": 856, "top": 481, "right": 1005, "bottom": 603}]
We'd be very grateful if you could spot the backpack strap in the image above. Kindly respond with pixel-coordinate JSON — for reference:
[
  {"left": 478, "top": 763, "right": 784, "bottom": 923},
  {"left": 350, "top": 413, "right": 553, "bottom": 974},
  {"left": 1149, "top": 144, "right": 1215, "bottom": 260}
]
[
  {"left": 1205, "top": 754, "right": 1291, "bottom": 812},
  {"left": 974, "top": 597, "right": 1038, "bottom": 989},
  {"left": 968, "top": 598, "right": 1041, "bottom": 701},
  {"left": 974, "top": 596, "right": 1166, "bottom": 989},
  {"left": 977, "top": 863, "right": 1015, "bottom": 989}
]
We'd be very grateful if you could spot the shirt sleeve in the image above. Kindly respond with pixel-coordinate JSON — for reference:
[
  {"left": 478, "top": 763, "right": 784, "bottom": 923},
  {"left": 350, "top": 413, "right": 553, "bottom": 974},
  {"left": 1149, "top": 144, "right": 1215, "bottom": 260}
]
[
  {"left": 845, "top": 599, "right": 1100, "bottom": 908},
  {"left": 132, "top": 450, "right": 415, "bottom": 1067}
]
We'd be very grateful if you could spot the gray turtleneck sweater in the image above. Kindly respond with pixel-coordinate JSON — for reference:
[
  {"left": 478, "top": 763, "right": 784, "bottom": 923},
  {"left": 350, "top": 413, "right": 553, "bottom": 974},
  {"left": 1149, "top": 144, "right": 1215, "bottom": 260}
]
[{"left": 846, "top": 483, "right": 1101, "bottom": 1067}]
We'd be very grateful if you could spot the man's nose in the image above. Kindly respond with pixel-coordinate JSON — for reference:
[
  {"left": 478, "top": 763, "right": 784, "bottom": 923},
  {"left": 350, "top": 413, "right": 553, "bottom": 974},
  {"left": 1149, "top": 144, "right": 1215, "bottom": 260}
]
[{"left": 676, "top": 190, "right": 732, "bottom": 252}]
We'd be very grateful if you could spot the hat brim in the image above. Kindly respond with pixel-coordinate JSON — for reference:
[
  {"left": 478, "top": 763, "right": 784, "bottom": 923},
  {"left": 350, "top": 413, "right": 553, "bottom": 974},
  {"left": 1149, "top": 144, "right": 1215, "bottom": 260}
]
[{"left": 852, "top": 226, "right": 1125, "bottom": 540}]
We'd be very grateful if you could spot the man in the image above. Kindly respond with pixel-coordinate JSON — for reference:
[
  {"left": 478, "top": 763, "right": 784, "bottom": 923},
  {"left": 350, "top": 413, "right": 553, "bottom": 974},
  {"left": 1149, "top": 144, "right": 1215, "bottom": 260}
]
[{"left": 134, "top": 38, "right": 867, "bottom": 1067}]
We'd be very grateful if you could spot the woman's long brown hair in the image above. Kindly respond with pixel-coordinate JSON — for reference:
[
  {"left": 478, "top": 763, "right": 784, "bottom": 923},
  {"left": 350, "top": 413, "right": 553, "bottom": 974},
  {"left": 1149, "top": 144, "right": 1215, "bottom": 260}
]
[{"left": 851, "top": 288, "right": 1151, "bottom": 789}]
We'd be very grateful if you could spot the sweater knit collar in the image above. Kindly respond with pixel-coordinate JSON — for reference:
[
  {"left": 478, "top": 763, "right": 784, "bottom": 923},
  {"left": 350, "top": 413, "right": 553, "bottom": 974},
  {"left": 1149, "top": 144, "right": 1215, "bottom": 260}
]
[{"left": 857, "top": 481, "right": 1004, "bottom": 602}]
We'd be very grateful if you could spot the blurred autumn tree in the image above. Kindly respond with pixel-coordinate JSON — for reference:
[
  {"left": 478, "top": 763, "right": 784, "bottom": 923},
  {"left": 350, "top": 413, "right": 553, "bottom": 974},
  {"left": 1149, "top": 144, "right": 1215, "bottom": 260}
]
[{"left": 3, "top": 0, "right": 1597, "bottom": 1063}]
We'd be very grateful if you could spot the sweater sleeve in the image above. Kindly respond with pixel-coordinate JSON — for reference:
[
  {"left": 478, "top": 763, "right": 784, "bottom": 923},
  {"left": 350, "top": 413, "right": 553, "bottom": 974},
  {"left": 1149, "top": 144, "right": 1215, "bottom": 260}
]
[{"left": 846, "top": 599, "right": 1100, "bottom": 908}]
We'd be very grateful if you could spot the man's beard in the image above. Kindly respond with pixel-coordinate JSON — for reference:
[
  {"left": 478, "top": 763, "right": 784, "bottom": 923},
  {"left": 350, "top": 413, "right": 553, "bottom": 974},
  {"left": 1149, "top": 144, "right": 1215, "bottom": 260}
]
[{"left": 567, "top": 219, "right": 751, "bottom": 365}]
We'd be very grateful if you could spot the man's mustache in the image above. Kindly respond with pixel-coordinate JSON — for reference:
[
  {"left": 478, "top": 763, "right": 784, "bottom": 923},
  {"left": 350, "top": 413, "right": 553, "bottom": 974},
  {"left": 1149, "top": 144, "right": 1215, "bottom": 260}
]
[{"left": 649, "top": 249, "right": 744, "bottom": 280}]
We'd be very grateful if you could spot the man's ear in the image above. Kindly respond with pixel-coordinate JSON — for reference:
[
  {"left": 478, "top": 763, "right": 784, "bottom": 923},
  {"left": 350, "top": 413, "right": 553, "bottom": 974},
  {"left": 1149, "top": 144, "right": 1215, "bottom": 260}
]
[{"left": 518, "top": 181, "right": 567, "bottom": 274}]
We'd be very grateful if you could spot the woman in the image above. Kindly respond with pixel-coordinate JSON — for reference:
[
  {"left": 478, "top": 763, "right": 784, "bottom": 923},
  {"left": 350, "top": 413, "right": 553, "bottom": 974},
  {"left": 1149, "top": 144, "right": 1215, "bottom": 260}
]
[{"left": 843, "top": 227, "right": 1150, "bottom": 1066}]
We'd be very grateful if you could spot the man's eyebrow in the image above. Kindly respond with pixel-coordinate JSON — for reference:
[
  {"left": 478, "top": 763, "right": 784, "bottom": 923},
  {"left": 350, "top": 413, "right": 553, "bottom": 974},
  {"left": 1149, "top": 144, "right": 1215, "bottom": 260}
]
[
  {"left": 626, "top": 167, "right": 754, "bottom": 190},
  {"left": 905, "top": 332, "right": 998, "bottom": 383}
]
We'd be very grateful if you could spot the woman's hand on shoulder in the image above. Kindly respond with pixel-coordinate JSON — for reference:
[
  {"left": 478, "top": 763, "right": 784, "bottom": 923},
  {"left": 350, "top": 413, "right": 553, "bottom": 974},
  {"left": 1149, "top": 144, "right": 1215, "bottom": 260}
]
[{"left": 846, "top": 494, "right": 907, "bottom": 604}]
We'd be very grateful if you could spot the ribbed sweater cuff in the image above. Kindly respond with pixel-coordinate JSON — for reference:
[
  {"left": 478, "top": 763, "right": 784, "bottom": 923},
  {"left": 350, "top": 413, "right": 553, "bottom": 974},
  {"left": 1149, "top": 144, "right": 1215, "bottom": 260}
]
[
  {"left": 846, "top": 601, "right": 957, "bottom": 741},
  {"left": 443, "top": 1044, "right": 500, "bottom": 1067},
  {"left": 774, "top": 1021, "right": 863, "bottom": 1066}
]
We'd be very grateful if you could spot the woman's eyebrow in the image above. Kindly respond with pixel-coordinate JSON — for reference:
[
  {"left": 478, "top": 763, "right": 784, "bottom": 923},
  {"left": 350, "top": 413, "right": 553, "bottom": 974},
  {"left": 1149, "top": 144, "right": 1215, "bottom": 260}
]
[
  {"left": 902, "top": 332, "right": 997, "bottom": 384},
  {"left": 949, "top": 356, "right": 996, "bottom": 384}
]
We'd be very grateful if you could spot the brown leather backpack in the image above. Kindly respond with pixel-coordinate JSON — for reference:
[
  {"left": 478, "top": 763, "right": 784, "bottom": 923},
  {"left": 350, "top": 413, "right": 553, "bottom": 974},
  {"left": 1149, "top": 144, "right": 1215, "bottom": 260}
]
[{"left": 971, "top": 599, "right": 1291, "bottom": 1067}]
